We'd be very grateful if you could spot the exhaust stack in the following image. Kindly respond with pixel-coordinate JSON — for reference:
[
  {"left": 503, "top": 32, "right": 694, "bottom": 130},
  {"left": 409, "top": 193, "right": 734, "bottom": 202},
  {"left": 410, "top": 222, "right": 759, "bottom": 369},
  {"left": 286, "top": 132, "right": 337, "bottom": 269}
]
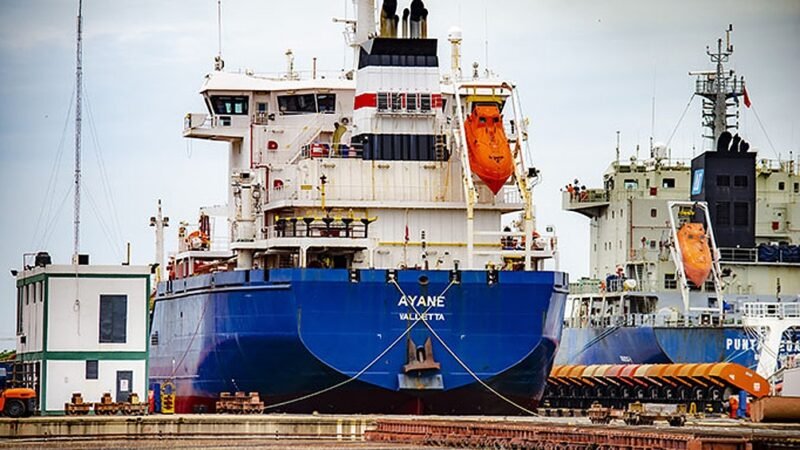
[{"left": 380, "top": 1, "right": 399, "bottom": 38}]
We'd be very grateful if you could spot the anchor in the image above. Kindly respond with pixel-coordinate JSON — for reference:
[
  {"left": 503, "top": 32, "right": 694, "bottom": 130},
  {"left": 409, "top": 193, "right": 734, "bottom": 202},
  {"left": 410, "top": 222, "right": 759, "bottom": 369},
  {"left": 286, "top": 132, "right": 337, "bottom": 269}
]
[{"left": 403, "top": 336, "right": 441, "bottom": 373}]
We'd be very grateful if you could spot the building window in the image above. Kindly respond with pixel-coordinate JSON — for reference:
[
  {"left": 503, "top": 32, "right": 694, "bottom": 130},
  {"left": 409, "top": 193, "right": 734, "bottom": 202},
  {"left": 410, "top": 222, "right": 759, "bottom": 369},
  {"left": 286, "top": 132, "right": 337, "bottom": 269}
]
[
  {"left": 733, "top": 202, "right": 748, "bottom": 226},
  {"left": 150, "top": 331, "right": 159, "bottom": 346},
  {"left": 649, "top": 240, "right": 656, "bottom": 249},
  {"left": 210, "top": 95, "right": 248, "bottom": 115},
  {"left": 733, "top": 175, "right": 748, "bottom": 188},
  {"left": 662, "top": 178, "right": 675, "bottom": 188},
  {"left": 25, "top": 284, "right": 30, "bottom": 305},
  {"left": 612, "top": 211, "right": 615, "bottom": 219},
  {"left": 716, "top": 202, "right": 731, "bottom": 226},
  {"left": 717, "top": 175, "right": 730, "bottom": 187},
  {"left": 794, "top": 182, "right": 799, "bottom": 194},
  {"left": 86, "top": 360, "right": 99, "bottom": 380},
  {"left": 778, "top": 181, "right": 785, "bottom": 191},
  {"left": 664, "top": 273, "right": 677, "bottom": 289},
  {"left": 650, "top": 208, "right": 657, "bottom": 218},
  {"left": 99, "top": 295, "right": 127, "bottom": 344}
]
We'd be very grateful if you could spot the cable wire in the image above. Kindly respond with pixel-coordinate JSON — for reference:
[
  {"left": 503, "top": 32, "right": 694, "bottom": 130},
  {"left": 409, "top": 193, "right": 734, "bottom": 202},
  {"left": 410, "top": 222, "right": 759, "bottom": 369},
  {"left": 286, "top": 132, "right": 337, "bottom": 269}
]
[
  {"left": 31, "top": 88, "right": 75, "bottom": 249},
  {"left": 262, "top": 277, "right": 458, "bottom": 411},
  {"left": 389, "top": 278, "right": 539, "bottom": 416},
  {"left": 750, "top": 104, "right": 781, "bottom": 160},
  {"left": 665, "top": 94, "right": 695, "bottom": 148}
]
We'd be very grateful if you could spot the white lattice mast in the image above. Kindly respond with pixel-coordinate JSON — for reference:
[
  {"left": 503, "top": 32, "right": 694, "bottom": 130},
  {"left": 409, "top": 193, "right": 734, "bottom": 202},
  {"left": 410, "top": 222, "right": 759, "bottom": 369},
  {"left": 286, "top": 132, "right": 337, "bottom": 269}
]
[{"left": 73, "top": 0, "right": 83, "bottom": 261}]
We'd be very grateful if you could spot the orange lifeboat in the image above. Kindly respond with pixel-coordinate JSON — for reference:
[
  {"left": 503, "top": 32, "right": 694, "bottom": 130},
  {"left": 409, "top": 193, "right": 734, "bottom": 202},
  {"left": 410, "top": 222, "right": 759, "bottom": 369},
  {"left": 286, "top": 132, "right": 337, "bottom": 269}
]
[
  {"left": 677, "top": 222, "right": 712, "bottom": 286},
  {"left": 464, "top": 104, "right": 514, "bottom": 194}
]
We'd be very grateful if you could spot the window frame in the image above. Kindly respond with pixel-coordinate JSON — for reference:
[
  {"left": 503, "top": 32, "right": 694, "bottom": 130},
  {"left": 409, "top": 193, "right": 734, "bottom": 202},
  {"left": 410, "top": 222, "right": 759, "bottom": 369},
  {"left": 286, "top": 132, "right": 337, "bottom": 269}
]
[
  {"left": 99, "top": 294, "right": 128, "bottom": 344},
  {"left": 86, "top": 360, "right": 99, "bottom": 380}
]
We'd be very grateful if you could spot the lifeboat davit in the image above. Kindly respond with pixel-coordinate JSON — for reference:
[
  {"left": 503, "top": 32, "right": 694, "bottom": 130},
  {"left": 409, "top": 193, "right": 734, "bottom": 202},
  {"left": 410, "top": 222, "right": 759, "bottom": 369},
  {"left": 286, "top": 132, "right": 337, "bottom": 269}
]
[
  {"left": 464, "top": 104, "right": 514, "bottom": 194},
  {"left": 677, "top": 222, "right": 712, "bottom": 286}
]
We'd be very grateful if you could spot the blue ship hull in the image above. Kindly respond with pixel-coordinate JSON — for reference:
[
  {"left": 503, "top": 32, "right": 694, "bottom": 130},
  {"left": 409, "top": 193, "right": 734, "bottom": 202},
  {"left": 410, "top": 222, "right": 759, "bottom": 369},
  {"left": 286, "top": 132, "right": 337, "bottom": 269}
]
[
  {"left": 149, "top": 269, "right": 567, "bottom": 414},
  {"left": 555, "top": 326, "right": 800, "bottom": 369}
]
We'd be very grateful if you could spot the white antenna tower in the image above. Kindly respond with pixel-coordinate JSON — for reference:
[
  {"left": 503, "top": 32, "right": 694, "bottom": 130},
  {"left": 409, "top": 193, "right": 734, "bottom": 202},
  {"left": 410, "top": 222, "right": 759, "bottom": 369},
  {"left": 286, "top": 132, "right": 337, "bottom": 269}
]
[
  {"left": 214, "top": 0, "right": 225, "bottom": 71},
  {"left": 73, "top": 0, "right": 83, "bottom": 261}
]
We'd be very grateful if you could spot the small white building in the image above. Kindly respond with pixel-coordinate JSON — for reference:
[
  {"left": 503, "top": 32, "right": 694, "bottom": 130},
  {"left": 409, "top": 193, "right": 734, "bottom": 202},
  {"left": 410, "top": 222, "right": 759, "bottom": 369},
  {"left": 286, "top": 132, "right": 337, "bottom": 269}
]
[{"left": 15, "top": 256, "right": 150, "bottom": 415}]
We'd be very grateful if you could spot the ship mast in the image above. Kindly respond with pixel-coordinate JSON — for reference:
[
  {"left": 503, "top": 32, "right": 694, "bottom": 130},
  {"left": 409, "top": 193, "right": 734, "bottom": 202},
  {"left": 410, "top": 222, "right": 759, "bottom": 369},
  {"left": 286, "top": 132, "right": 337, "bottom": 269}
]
[
  {"left": 690, "top": 25, "right": 745, "bottom": 146},
  {"left": 73, "top": 0, "right": 83, "bottom": 261}
]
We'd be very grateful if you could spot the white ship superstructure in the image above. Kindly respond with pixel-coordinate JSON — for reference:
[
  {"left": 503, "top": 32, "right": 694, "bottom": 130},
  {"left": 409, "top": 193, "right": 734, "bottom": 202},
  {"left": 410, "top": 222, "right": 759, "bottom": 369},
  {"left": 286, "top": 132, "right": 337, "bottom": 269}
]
[{"left": 180, "top": 0, "right": 556, "bottom": 275}]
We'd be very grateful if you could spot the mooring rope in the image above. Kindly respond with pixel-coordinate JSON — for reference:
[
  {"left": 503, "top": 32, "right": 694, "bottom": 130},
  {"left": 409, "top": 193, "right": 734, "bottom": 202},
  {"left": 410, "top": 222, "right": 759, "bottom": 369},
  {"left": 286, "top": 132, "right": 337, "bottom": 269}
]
[
  {"left": 388, "top": 278, "right": 539, "bottom": 416},
  {"left": 262, "top": 277, "right": 458, "bottom": 410}
]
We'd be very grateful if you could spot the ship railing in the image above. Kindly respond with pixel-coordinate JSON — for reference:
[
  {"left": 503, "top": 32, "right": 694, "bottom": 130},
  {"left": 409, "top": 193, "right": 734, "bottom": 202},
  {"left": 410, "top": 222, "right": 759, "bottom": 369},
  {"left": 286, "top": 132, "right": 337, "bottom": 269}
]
[
  {"left": 742, "top": 302, "right": 800, "bottom": 319},
  {"left": 184, "top": 113, "right": 211, "bottom": 130},
  {"left": 566, "top": 313, "right": 658, "bottom": 329},
  {"left": 266, "top": 219, "right": 374, "bottom": 240},
  {"left": 183, "top": 112, "right": 250, "bottom": 131},
  {"left": 503, "top": 186, "right": 523, "bottom": 204},
  {"left": 694, "top": 77, "right": 744, "bottom": 96},
  {"left": 719, "top": 246, "right": 800, "bottom": 264},
  {"left": 298, "top": 142, "right": 364, "bottom": 160},
  {"left": 269, "top": 181, "right": 463, "bottom": 204},
  {"left": 563, "top": 188, "right": 608, "bottom": 204},
  {"left": 719, "top": 247, "right": 757, "bottom": 263}
]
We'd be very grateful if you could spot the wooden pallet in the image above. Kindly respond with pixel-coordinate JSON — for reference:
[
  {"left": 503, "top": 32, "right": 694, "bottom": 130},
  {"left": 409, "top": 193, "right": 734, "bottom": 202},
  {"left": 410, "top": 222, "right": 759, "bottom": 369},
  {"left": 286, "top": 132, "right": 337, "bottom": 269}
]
[
  {"left": 64, "top": 392, "right": 92, "bottom": 416},
  {"left": 215, "top": 391, "right": 264, "bottom": 414}
]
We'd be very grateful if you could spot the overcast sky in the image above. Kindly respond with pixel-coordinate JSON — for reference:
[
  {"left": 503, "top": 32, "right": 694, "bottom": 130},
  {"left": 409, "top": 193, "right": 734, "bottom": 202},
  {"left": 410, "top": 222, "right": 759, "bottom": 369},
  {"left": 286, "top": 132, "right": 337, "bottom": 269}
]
[{"left": 0, "top": 0, "right": 798, "bottom": 344}]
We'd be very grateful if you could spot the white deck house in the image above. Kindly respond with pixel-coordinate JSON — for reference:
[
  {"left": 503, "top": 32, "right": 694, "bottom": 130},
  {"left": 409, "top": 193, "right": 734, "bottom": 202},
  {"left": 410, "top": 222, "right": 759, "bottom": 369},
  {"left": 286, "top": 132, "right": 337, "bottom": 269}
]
[{"left": 15, "top": 259, "right": 150, "bottom": 415}]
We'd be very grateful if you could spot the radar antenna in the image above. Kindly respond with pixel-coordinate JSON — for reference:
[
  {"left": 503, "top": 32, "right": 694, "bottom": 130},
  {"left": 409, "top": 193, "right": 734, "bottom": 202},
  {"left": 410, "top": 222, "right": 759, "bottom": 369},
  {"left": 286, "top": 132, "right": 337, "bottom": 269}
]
[
  {"left": 214, "top": 0, "right": 224, "bottom": 71},
  {"left": 690, "top": 24, "right": 745, "bottom": 146}
]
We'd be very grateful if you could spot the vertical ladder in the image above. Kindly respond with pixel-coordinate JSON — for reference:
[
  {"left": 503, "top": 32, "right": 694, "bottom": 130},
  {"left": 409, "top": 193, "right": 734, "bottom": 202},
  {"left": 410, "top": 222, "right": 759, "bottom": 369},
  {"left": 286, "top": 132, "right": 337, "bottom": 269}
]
[{"left": 434, "top": 134, "right": 446, "bottom": 161}]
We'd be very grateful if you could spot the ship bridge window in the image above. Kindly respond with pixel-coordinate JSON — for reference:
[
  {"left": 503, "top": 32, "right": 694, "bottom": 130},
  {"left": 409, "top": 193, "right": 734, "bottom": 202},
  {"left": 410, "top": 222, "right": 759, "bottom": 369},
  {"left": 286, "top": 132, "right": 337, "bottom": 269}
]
[
  {"left": 662, "top": 178, "right": 675, "bottom": 188},
  {"left": 734, "top": 175, "right": 748, "bottom": 188},
  {"left": 664, "top": 273, "right": 677, "bottom": 290},
  {"left": 406, "top": 93, "right": 418, "bottom": 110},
  {"left": 623, "top": 179, "right": 638, "bottom": 190},
  {"left": 316, "top": 94, "right": 336, "bottom": 113},
  {"left": 716, "top": 202, "right": 731, "bottom": 226},
  {"left": 210, "top": 95, "right": 249, "bottom": 115},
  {"left": 278, "top": 93, "right": 337, "bottom": 115},
  {"left": 734, "top": 202, "right": 748, "bottom": 226},
  {"left": 420, "top": 93, "right": 432, "bottom": 112}
]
